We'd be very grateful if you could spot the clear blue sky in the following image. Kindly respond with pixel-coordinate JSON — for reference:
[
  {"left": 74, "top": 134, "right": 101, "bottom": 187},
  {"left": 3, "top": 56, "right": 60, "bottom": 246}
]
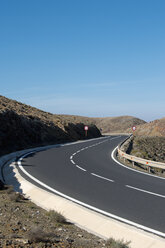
[{"left": 0, "top": 0, "right": 165, "bottom": 122}]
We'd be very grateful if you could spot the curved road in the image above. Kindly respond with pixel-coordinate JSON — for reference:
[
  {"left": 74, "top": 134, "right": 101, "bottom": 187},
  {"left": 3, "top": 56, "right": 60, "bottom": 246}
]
[{"left": 18, "top": 135, "right": 165, "bottom": 236}]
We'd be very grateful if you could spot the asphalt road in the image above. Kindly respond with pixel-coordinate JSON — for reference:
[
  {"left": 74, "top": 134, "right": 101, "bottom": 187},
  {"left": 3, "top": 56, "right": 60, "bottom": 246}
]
[{"left": 19, "top": 135, "right": 165, "bottom": 235}]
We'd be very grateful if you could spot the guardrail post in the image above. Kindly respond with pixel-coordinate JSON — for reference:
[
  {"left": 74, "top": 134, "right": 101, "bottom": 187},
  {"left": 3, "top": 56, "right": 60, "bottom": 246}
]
[
  {"left": 148, "top": 166, "right": 151, "bottom": 173},
  {"left": 132, "top": 161, "right": 135, "bottom": 167}
]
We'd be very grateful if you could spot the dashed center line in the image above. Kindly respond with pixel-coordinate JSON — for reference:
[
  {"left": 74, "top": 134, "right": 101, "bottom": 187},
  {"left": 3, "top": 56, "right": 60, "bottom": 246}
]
[
  {"left": 69, "top": 136, "right": 121, "bottom": 183},
  {"left": 91, "top": 173, "right": 114, "bottom": 182}
]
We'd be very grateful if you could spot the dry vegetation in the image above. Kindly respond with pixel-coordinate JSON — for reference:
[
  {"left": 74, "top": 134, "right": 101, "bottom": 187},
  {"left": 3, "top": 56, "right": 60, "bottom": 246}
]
[
  {"left": 121, "top": 136, "right": 165, "bottom": 163},
  {"left": 0, "top": 182, "right": 130, "bottom": 248},
  {"left": 120, "top": 117, "right": 165, "bottom": 174},
  {"left": 130, "top": 136, "right": 165, "bottom": 163},
  {"left": 118, "top": 136, "right": 165, "bottom": 177}
]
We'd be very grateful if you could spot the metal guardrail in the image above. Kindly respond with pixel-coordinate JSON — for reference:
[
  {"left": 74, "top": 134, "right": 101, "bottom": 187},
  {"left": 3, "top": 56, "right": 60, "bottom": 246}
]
[{"left": 118, "top": 136, "right": 165, "bottom": 171}]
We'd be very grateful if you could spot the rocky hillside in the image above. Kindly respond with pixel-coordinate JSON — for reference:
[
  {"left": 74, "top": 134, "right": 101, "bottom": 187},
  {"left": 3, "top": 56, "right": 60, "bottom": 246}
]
[
  {"left": 0, "top": 96, "right": 101, "bottom": 155},
  {"left": 56, "top": 115, "right": 146, "bottom": 133},
  {"left": 123, "top": 136, "right": 165, "bottom": 163},
  {"left": 128, "top": 118, "right": 165, "bottom": 137},
  {"left": 0, "top": 95, "right": 147, "bottom": 155}
]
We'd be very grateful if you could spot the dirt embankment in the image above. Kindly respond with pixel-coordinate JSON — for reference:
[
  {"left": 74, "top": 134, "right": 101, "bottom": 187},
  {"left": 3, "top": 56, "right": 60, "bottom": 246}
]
[
  {"left": 128, "top": 136, "right": 165, "bottom": 163},
  {"left": 124, "top": 118, "right": 165, "bottom": 163},
  {"left": 121, "top": 135, "right": 165, "bottom": 163},
  {"left": 0, "top": 96, "right": 101, "bottom": 156}
]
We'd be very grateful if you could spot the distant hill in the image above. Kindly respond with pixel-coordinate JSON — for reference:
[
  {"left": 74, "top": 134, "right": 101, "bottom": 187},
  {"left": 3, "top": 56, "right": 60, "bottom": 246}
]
[
  {"left": 0, "top": 95, "right": 147, "bottom": 155},
  {"left": 92, "top": 116, "right": 146, "bottom": 133},
  {"left": 55, "top": 115, "right": 146, "bottom": 133},
  {"left": 129, "top": 118, "right": 165, "bottom": 137},
  {"left": 0, "top": 95, "right": 101, "bottom": 155}
]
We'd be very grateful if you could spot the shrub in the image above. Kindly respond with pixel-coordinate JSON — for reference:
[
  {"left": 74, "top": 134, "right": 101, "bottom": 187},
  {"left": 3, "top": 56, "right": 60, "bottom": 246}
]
[
  {"left": 47, "top": 210, "right": 67, "bottom": 224},
  {"left": 9, "top": 192, "right": 27, "bottom": 202},
  {"left": 106, "top": 238, "right": 130, "bottom": 248},
  {"left": 27, "top": 226, "right": 46, "bottom": 243},
  {"left": 27, "top": 226, "right": 55, "bottom": 243},
  {"left": 72, "top": 238, "right": 91, "bottom": 248}
]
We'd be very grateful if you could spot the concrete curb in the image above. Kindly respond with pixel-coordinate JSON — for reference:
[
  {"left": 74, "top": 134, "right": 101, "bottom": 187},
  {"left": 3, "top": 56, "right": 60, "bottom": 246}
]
[{"left": 1, "top": 143, "right": 165, "bottom": 248}]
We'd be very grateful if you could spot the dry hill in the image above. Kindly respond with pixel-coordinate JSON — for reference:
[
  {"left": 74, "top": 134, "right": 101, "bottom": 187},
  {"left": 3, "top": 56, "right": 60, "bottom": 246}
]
[
  {"left": 124, "top": 118, "right": 165, "bottom": 165},
  {"left": 92, "top": 116, "right": 146, "bottom": 133},
  {"left": 0, "top": 95, "right": 146, "bottom": 155},
  {"left": 127, "top": 118, "right": 165, "bottom": 137},
  {"left": 56, "top": 115, "right": 146, "bottom": 133},
  {"left": 0, "top": 95, "right": 101, "bottom": 155}
]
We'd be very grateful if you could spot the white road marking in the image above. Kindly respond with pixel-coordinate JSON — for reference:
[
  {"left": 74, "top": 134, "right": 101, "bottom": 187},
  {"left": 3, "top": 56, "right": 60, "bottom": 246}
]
[
  {"left": 18, "top": 152, "right": 165, "bottom": 238},
  {"left": 70, "top": 136, "right": 121, "bottom": 177},
  {"left": 111, "top": 136, "right": 121, "bottom": 140},
  {"left": 111, "top": 145, "right": 165, "bottom": 180},
  {"left": 70, "top": 160, "right": 75, "bottom": 164},
  {"left": 76, "top": 165, "right": 87, "bottom": 172},
  {"left": 91, "top": 173, "right": 114, "bottom": 182},
  {"left": 126, "top": 185, "right": 165, "bottom": 199}
]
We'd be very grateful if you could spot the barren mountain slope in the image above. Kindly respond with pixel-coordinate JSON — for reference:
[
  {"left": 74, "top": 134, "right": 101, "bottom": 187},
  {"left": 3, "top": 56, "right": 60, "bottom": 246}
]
[
  {"left": 0, "top": 96, "right": 101, "bottom": 155},
  {"left": 56, "top": 115, "right": 146, "bottom": 133},
  {"left": 127, "top": 118, "right": 165, "bottom": 137},
  {"left": 0, "top": 95, "right": 147, "bottom": 152},
  {"left": 93, "top": 116, "right": 146, "bottom": 133}
]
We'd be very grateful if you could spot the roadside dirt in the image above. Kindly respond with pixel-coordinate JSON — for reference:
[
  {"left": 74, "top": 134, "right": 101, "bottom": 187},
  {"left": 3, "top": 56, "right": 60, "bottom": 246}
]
[
  {"left": 0, "top": 184, "right": 105, "bottom": 248},
  {"left": 0, "top": 183, "right": 130, "bottom": 248}
]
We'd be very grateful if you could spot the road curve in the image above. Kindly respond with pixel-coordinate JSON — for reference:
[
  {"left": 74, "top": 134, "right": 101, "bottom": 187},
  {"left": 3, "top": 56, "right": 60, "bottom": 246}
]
[{"left": 18, "top": 135, "right": 165, "bottom": 236}]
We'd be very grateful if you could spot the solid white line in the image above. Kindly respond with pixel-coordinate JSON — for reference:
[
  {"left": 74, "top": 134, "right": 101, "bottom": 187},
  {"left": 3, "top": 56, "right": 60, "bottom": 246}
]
[
  {"left": 111, "top": 146, "right": 165, "bottom": 180},
  {"left": 91, "top": 173, "right": 114, "bottom": 182},
  {"left": 18, "top": 152, "right": 165, "bottom": 238},
  {"left": 126, "top": 185, "right": 165, "bottom": 199},
  {"left": 76, "top": 165, "right": 87, "bottom": 172}
]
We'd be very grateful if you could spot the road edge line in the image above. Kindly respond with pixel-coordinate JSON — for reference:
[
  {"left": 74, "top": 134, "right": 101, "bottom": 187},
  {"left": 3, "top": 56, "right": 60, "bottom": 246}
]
[{"left": 18, "top": 148, "right": 165, "bottom": 239}]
